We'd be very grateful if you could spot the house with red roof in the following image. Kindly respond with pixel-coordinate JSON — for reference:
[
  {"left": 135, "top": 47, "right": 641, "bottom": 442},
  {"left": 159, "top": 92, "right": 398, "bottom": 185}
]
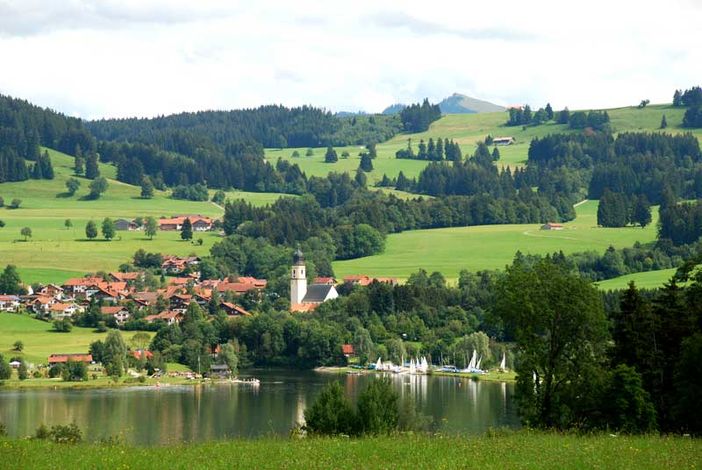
[
  {"left": 0, "top": 295, "right": 21, "bottom": 312},
  {"left": 101, "top": 306, "right": 131, "bottom": 325},
  {"left": 219, "top": 302, "right": 251, "bottom": 317},
  {"left": 144, "top": 310, "right": 183, "bottom": 325},
  {"left": 48, "top": 354, "right": 93, "bottom": 365},
  {"left": 49, "top": 303, "right": 83, "bottom": 320}
]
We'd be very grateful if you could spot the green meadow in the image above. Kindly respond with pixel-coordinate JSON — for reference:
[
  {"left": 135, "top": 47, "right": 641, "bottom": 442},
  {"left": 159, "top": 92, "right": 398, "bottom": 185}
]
[
  {"left": 595, "top": 268, "right": 678, "bottom": 291},
  {"left": 333, "top": 200, "right": 659, "bottom": 280},
  {"left": 0, "top": 314, "right": 149, "bottom": 365},
  {"left": 266, "top": 104, "right": 702, "bottom": 184},
  {"left": 0, "top": 432, "right": 699, "bottom": 469},
  {"left": 0, "top": 149, "right": 287, "bottom": 284}
]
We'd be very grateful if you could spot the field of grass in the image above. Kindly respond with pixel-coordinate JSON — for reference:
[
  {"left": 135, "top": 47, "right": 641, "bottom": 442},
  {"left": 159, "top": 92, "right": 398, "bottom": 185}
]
[
  {"left": 333, "top": 200, "right": 658, "bottom": 280},
  {"left": 0, "top": 313, "right": 151, "bottom": 365},
  {"left": 0, "top": 432, "right": 699, "bottom": 469},
  {"left": 0, "top": 149, "right": 290, "bottom": 284},
  {"left": 265, "top": 104, "right": 702, "bottom": 185},
  {"left": 595, "top": 268, "right": 678, "bottom": 291}
]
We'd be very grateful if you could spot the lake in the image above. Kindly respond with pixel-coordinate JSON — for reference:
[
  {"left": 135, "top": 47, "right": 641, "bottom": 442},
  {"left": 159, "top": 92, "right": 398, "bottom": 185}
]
[{"left": 0, "top": 370, "right": 519, "bottom": 445}]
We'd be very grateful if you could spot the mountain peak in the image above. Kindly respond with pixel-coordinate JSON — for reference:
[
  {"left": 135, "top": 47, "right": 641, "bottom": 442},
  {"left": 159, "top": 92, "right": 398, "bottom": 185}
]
[{"left": 382, "top": 93, "right": 504, "bottom": 115}]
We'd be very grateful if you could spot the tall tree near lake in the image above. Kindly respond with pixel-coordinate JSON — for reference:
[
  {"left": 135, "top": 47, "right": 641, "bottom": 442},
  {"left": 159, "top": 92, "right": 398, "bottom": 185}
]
[
  {"left": 494, "top": 258, "right": 609, "bottom": 429},
  {"left": 181, "top": 218, "right": 193, "bottom": 241},
  {"left": 85, "top": 153, "right": 99, "bottom": 179},
  {"left": 85, "top": 220, "right": 98, "bottom": 240},
  {"left": 102, "top": 218, "right": 115, "bottom": 240},
  {"left": 103, "top": 330, "right": 128, "bottom": 377},
  {"left": 144, "top": 216, "right": 158, "bottom": 240}
]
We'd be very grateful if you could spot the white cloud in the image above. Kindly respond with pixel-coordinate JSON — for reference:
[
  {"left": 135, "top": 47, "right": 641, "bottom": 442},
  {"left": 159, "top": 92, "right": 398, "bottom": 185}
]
[{"left": 0, "top": 0, "right": 698, "bottom": 118}]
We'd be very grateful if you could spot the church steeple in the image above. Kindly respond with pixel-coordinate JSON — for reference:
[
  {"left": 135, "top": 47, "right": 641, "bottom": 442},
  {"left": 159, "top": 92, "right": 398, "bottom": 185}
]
[{"left": 290, "top": 248, "right": 307, "bottom": 306}]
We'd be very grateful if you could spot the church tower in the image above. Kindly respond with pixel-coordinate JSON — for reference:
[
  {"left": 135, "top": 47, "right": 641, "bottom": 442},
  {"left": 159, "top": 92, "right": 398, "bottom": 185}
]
[{"left": 290, "top": 248, "right": 307, "bottom": 306}]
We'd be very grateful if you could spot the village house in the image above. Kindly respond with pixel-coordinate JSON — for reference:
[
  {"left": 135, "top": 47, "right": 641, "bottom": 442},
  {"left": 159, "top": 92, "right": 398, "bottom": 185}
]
[
  {"left": 109, "top": 272, "right": 144, "bottom": 283},
  {"left": 62, "top": 276, "right": 104, "bottom": 297},
  {"left": 48, "top": 354, "right": 93, "bottom": 365},
  {"left": 0, "top": 295, "right": 21, "bottom": 312},
  {"left": 38, "top": 284, "right": 64, "bottom": 298},
  {"left": 161, "top": 256, "right": 200, "bottom": 275},
  {"left": 49, "top": 303, "right": 84, "bottom": 320},
  {"left": 101, "top": 306, "right": 131, "bottom": 325},
  {"left": 290, "top": 249, "right": 339, "bottom": 312},
  {"left": 342, "top": 344, "right": 355, "bottom": 358},
  {"left": 30, "top": 295, "right": 58, "bottom": 314}
]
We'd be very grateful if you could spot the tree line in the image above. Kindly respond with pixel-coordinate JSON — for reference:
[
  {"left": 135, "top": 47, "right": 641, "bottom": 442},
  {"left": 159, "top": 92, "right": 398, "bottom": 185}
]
[{"left": 395, "top": 137, "right": 463, "bottom": 161}]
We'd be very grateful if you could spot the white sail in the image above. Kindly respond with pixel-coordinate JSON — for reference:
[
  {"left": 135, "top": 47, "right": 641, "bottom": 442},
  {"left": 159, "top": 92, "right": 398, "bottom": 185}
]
[
  {"left": 421, "top": 357, "right": 428, "bottom": 372},
  {"left": 475, "top": 356, "right": 482, "bottom": 371},
  {"left": 467, "top": 350, "right": 477, "bottom": 370},
  {"left": 409, "top": 358, "right": 416, "bottom": 374},
  {"left": 376, "top": 357, "right": 382, "bottom": 370},
  {"left": 500, "top": 352, "right": 506, "bottom": 371}
]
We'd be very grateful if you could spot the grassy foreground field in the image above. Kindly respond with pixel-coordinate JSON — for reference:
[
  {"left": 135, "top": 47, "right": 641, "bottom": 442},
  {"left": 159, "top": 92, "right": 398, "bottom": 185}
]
[
  {"left": 0, "top": 432, "right": 699, "bottom": 469},
  {"left": 333, "top": 200, "right": 658, "bottom": 280},
  {"left": 0, "top": 149, "right": 289, "bottom": 284},
  {"left": 265, "top": 104, "right": 702, "bottom": 184}
]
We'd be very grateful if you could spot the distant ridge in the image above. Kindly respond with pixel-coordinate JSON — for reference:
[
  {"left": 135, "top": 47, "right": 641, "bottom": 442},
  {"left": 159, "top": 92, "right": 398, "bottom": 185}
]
[{"left": 382, "top": 93, "right": 505, "bottom": 115}]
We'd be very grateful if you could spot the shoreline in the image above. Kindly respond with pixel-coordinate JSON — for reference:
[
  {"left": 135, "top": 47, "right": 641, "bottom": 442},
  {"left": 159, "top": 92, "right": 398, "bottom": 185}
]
[{"left": 314, "top": 366, "right": 517, "bottom": 382}]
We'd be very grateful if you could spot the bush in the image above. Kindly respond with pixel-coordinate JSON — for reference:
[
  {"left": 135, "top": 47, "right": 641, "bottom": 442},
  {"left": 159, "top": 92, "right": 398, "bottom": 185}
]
[
  {"left": 62, "top": 360, "right": 88, "bottom": 382},
  {"left": 0, "top": 422, "right": 6, "bottom": 437},
  {"left": 304, "top": 381, "right": 356, "bottom": 436},
  {"left": 52, "top": 319, "right": 72, "bottom": 332},
  {"left": 18, "top": 361, "right": 28, "bottom": 380},
  {"left": 356, "top": 378, "right": 399, "bottom": 435},
  {"left": 47, "top": 423, "right": 82, "bottom": 444},
  {"left": 34, "top": 424, "right": 50, "bottom": 440},
  {"left": 48, "top": 364, "right": 65, "bottom": 378}
]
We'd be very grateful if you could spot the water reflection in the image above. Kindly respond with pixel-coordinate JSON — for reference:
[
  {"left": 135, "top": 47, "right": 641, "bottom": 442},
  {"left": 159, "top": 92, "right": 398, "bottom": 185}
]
[{"left": 0, "top": 371, "right": 519, "bottom": 445}]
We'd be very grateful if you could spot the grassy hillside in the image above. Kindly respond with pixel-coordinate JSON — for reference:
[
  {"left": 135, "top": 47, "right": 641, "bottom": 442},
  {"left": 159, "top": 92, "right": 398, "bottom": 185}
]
[
  {"left": 0, "top": 432, "right": 699, "bottom": 469},
  {"left": 0, "top": 149, "right": 288, "bottom": 284},
  {"left": 333, "top": 200, "right": 658, "bottom": 280},
  {"left": 266, "top": 104, "right": 702, "bottom": 184},
  {"left": 0, "top": 314, "right": 151, "bottom": 365}
]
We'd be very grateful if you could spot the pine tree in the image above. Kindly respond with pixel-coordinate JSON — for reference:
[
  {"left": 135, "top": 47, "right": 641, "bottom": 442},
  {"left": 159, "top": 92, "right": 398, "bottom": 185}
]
[
  {"left": 492, "top": 147, "right": 500, "bottom": 161},
  {"left": 632, "top": 195, "right": 652, "bottom": 228},
  {"left": 140, "top": 177, "right": 154, "bottom": 199},
  {"left": 673, "top": 89, "right": 683, "bottom": 107},
  {"left": 660, "top": 114, "right": 668, "bottom": 129},
  {"left": 545, "top": 103, "right": 554, "bottom": 120},
  {"left": 85, "top": 153, "right": 99, "bottom": 179},
  {"left": 74, "top": 145, "right": 84, "bottom": 175},
  {"left": 359, "top": 154, "right": 373, "bottom": 172},
  {"left": 324, "top": 146, "right": 338, "bottom": 163},
  {"left": 181, "top": 218, "right": 193, "bottom": 241}
]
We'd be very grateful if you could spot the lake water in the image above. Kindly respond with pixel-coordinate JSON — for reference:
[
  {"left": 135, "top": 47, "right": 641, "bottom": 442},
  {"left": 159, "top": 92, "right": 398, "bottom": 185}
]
[{"left": 0, "top": 370, "right": 519, "bottom": 445}]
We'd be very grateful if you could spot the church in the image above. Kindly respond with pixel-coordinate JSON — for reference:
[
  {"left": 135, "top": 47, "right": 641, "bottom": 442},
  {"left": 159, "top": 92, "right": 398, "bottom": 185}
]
[{"left": 290, "top": 249, "right": 338, "bottom": 312}]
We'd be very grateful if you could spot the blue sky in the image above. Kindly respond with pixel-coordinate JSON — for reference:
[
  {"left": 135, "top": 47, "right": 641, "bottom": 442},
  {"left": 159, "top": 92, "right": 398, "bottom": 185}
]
[{"left": 0, "top": 0, "right": 699, "bottom": 118}]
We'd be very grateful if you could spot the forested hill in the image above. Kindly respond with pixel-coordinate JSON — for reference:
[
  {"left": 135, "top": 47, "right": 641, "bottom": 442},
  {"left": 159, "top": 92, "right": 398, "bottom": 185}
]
[
  {"left": 0, "top": 94, "right": 94, "bottom": 182},
  {"left": 86, "top": 105, "right": 402, "bottom": 150}
]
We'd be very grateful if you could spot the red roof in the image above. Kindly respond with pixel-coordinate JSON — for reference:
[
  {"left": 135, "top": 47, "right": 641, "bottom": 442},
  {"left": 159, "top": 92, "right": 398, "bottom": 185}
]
[
  {"left": 48, "top": 354, "right": 93, "bottom": 364},
  {"left": 101, "top": 306, "right": 128, "bottom": 315},
  {"left": 220, "top": 302, "right": 251, "bottom": 316},
  {"left": 131, "top": 350, "right": 153, "bottom": 360},
  {"left": 342, "top": 344, "right": 355, "bottom": 355},
  {"left": 313, "top": 277, "right": 337, "bottom": 285}
]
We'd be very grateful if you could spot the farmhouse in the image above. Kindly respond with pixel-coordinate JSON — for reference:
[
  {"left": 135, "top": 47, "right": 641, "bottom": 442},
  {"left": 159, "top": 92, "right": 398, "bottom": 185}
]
[
  {"left": 48, "top": 354, "right": 93, "bottom": 365},
  {"left": 343, "top": 275, "right": 398, "bottom": 287},
  {"left": 144, "top": 310, "right": 183, "bottom": 325},
  {"left": 114, "top": 219, "right": 137, "bottom": 231},
  {"left": 49, "top": 302, "right": 83, "bottom": 319},
  {"left": 290, "top": 249, "right": 339, "bottom": 312},
  {"left": 158, "top": 215, "right": 213, "bottom": 231},
  {"left": 493, "top": 137, "right": 514, "bottom": 146},
  {"left": 162, "top": 256, "right": 200, "bottom": 275},
  {"left": 541, "top": 222, "right": 564, "bottom": 231}
]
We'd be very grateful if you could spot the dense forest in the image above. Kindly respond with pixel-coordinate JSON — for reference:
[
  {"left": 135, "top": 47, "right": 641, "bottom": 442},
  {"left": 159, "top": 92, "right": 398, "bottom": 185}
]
[{"left": 87, "top": 105, "right": 401, "bottom": 150}]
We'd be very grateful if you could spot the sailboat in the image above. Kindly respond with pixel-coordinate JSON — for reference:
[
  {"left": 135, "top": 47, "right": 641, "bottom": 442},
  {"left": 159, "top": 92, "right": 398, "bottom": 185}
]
[
  {"left": 499, "top": 352, "right": 507, "bottom": 371},
  {"left": 409, "top": 358, "right": 416, "bottom": 374},
  {"left": 375, "top": 357, "right": 382, "bottom": 371}
]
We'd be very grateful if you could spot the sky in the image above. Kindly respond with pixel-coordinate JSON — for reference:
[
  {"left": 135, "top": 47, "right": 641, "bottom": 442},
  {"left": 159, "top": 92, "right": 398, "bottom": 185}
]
[{"left": 0, "top": 0, "right": 700, "bottom": 119}]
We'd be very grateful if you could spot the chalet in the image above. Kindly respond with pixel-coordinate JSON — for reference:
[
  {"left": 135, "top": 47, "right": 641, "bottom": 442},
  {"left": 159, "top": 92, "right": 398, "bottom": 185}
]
[
  {"left": 31, "top": 295, "right": 57, "bottom": 314},
  {"left": 161, "top": 256, "right": 200, "bottom": 275},
  {"left": 0, "top": 295, "right": 21, "bottom": 312},
  {"left": 541, "top": 222, "right": 564, "bottom": 231},
  {"left": 101, "top": 306, "right": 131, "bottom": 325},
  {"left": 48, "top": 353, "right": 93, "bottom": 365},
  {"left": 144, "top": 310, "right": 183, "bottom": 325},
  {"left": 131, "top": 291, "right": 160, "bottom": 307},
  {"left": 219, "top": 301, "right": 251, "bottom": 317},
  {"left": 216, "top": 276, "right": 267, "bottom": 296},
  {"left": 493, "top": 137, "right": 515, "bottom": 146},
  {"left": 49, "top": 303, "right": 83, "bottom": 320},
  {"left": 342, "top": 344, "right": 355, "bottom": 357},
  {"left": 169, "top": 293, "right": 193, "bottom": 311}
]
